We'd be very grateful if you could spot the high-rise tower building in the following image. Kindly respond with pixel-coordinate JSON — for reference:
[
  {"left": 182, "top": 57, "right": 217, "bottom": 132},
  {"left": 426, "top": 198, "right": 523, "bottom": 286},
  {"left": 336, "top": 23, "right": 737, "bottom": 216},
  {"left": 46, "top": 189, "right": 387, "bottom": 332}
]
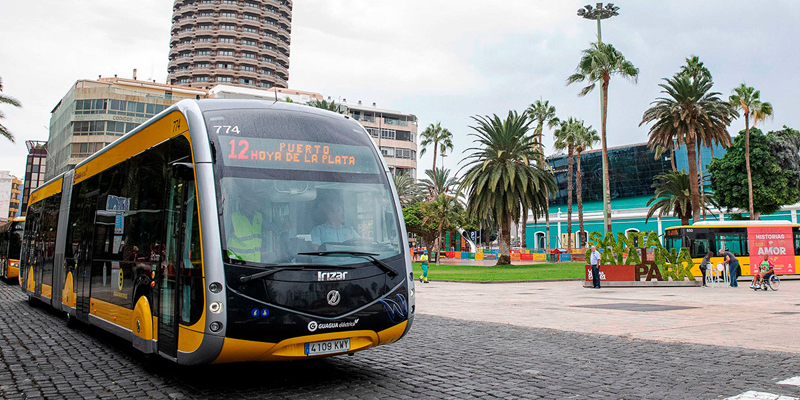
[{"left": 168, "top": 0, "right": 292, "bottom": 89}]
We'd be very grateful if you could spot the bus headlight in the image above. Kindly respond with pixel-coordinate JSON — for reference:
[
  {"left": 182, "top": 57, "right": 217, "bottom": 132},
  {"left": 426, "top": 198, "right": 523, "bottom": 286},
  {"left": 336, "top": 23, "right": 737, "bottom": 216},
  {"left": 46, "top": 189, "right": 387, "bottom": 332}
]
[
  {"left": 209, "top": 321, "right": 222, "bottom": 332},
  {"left": 209, "top": 301, "right": 223, "bottom": 314},
  {"left": 209, "top": 282, "right": 222, "bottom": 293},
  {"left": 10, "top": 261, "right": 18, "bottom": 268},
  {"left": 409, "top": 288, "right": 415, "bottom": 297}
]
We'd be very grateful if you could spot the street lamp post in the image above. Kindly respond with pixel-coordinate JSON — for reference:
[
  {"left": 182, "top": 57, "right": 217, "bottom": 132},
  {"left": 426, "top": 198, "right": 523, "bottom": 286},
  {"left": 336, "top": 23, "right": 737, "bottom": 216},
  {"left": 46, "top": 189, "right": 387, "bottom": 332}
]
[{"left": 577, "top": 3, "right": 619, "bottom": 234}]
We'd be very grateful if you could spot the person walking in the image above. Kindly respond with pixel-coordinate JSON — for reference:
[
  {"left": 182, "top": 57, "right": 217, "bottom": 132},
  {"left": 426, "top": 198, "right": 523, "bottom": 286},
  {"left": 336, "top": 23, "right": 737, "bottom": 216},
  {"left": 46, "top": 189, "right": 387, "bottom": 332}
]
[
  {"left": 699, "top": 251, "right": 713, "bottom": 287},
  {"left": 590, "top": 245, "right": 601, "bottom": 289},
  {"left": 720, "top": 248, "right": 740, "bottom": 287},
  {"left": 419, "top": 251, "right": 430, "bottom": 283}
]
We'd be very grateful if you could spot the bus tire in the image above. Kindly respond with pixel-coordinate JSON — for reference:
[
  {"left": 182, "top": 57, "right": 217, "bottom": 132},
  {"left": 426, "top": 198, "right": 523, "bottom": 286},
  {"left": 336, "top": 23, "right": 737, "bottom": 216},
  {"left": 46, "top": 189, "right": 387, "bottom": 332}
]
[
  {"left": 65, "top": 312, "right": 78, "bottom": 329},
  {"left": 26, "top": 294, "right": 35, "bottom": 307}
]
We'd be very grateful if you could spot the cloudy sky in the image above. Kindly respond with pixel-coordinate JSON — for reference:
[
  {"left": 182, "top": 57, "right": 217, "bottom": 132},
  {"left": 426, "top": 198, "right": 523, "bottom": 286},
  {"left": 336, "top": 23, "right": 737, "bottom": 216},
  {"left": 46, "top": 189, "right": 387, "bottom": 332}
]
[{"left": 1, "top": 0, "right": 798, "bottom": 179}]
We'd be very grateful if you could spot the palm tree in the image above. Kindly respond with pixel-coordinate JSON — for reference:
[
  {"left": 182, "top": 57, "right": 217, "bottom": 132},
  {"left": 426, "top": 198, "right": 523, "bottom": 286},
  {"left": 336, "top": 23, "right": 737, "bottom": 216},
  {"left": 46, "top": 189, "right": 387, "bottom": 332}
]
[
  {"left": 460, "top": 111, "right": 556, "bottom": 265},
  {"left": 641, "top": 74, "right": 736, "bottom": 223},
  {"left": 729, "top": 84, "right": 774, "bottom": 220},
  {"left": 573, "top": 121, "right": 599, "bottom": 248},
  {"left": 567, "top": 42, "right": 639, "bottom": 233},
  {"left": 307, "top": 99, "right": 342, "bottom": 114},
  {"left": 553, "top": 118, "right": 580, "bottom": 253},
  {"left": 419, "top": 122, "right": 454, "bottom": 174},
  {"left": 419, "top": 168, "right": 459, "bottom": 198},
  {"left": 526, "top": 99, "right": 559, "bottom": 251},
  {"left": 391, "top": 173, "right": 423, "bottom": 207},
  {"left": 645, "top": 171, "right": 717, "bottom": 225},
  {"left": 0, "top": 76, "right": 21, "bottom": 142},
  {"left": 677, "top": 55, "right": 712, "bottom": 82}
]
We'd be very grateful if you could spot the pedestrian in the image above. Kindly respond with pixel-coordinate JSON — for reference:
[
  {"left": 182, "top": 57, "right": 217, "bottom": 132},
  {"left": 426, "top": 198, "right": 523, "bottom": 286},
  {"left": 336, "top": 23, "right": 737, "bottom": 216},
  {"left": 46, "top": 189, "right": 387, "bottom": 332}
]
[
  {"left": 699, "top": 251, "right": 713, "bottom": 287},
  {"left": 719, "top": 248, "right": 739, "bottom": 287},
  {"left": 590, "top": 245, "right": 601, "bottom": 289},
  {"left": 419, "top": 251, "right": 430, "bottom": 283}
]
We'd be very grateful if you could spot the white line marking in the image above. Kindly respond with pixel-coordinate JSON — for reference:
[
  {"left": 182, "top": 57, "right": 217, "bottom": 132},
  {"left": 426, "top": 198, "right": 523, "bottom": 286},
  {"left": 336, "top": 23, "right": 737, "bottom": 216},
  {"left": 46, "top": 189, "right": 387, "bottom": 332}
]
[
  {"left": 778, "top": 377, "right": 800, "bottom": 387},
  {"left": 725, "top": 391, "right": 799, "bottom": 400}
]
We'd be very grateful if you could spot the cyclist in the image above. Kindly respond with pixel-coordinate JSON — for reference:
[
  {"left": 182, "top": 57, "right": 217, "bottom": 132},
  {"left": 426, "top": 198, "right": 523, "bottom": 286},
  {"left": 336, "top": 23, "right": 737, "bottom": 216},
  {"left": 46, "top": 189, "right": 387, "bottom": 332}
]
[{"left": 751, "top": 254, "right": 774, "bottom": 289}]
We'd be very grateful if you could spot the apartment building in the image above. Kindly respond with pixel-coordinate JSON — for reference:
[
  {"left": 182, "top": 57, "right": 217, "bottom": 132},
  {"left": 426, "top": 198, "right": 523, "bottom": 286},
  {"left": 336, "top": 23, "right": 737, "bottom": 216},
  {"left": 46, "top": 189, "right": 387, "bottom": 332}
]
[{"left": 45, "top": 77, "right": 208, "bottom": 181}]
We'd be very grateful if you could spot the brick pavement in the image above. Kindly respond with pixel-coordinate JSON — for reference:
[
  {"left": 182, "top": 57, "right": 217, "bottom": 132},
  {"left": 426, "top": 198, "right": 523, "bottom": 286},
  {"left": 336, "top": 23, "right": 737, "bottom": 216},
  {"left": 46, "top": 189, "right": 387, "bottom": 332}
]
[{"left": 1, "top": 279, "right": 800, "bottom": 399}]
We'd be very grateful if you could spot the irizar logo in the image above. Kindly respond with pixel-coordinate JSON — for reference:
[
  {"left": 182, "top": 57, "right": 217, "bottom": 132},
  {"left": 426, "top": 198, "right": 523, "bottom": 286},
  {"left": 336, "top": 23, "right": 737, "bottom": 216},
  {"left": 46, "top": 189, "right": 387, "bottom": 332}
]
[{"left": 318, "top": 271, "right": 348, "bottom": 281}]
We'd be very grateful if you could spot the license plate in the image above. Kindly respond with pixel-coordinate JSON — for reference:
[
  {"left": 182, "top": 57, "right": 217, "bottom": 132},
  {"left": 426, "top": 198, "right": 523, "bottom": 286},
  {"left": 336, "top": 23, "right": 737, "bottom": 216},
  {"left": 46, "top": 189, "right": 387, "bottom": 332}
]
[{"left": 305, "top": 339, "right": 350, "bottom": 356}]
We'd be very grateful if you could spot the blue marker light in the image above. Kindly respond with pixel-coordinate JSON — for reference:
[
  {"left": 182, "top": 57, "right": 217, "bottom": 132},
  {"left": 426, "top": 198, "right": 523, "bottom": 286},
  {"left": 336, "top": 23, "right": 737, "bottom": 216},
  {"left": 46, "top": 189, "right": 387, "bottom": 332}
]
[
  {"left": 251, "top": 308, "right": 259, "bottom": 317},
  {"left": 261, "top": 309, "right": 270, "bottom": 317}
]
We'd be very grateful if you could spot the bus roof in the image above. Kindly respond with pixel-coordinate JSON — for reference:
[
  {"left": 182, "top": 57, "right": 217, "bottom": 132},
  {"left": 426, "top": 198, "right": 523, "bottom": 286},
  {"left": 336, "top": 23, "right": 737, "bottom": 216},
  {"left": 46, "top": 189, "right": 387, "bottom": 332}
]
[{"left": 666, "top": 220, "right": 799, "bottom": 229}]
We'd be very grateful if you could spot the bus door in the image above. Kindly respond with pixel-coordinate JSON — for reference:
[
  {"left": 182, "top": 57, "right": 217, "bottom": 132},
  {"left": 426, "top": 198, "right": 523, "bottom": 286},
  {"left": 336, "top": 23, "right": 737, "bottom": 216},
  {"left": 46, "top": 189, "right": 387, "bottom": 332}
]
[
  {"left": 157, "top": 164, "right": 194, "bottom": 358},
  {"left": 76, "top": 196, "right": 97, "bottom": 323}
]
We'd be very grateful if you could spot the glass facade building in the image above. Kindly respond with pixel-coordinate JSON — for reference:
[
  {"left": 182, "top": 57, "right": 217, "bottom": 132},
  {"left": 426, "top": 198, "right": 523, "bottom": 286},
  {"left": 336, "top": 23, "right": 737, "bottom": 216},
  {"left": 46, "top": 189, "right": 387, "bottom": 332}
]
[{"left": 548, "top": 142, "right": 728, "bottom": 206}]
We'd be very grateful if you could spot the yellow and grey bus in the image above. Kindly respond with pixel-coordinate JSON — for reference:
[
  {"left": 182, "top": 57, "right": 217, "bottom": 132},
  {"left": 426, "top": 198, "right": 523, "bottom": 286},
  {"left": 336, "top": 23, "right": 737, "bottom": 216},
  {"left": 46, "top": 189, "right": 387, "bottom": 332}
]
[
  {"left": 664, "top": 221, "right": 800, "bottom": 276},
  {"left": 0, "top": 217, "right": 24, "bottom": 279},
  {"left": 20, "top": 100, "right": 414, "bottom": 364}
]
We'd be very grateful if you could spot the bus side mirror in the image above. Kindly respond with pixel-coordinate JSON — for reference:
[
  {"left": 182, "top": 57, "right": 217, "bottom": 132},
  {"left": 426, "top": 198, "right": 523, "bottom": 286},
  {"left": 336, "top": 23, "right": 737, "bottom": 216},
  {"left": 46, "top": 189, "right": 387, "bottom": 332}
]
[{"left": 171, "top": 163, "right": 195, "bottom": 181}]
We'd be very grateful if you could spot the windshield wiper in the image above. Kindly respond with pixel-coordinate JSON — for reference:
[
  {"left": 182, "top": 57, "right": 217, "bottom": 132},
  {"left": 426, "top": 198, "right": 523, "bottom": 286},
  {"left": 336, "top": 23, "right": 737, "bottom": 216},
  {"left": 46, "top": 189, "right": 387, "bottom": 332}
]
[
  {"left": 298, "top": 251, "right": 398, "bottom": 277},
  {"left": 238, "top": 264, "right": 349, "bottom": 283}
]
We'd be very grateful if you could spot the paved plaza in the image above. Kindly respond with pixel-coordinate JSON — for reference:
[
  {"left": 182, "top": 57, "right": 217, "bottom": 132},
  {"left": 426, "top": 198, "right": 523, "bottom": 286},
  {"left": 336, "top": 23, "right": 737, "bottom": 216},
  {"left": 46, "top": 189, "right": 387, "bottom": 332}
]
[{"left": 0, "top": 278, "right": 799, "bottom": 399}]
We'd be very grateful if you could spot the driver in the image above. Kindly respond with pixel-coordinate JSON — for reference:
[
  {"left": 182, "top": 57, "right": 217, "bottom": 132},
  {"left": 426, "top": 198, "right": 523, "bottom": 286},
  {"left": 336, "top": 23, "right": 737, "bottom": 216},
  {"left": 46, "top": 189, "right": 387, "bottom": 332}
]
[{"left": 311, "top": 203, "right": 360, "bottom": 250}]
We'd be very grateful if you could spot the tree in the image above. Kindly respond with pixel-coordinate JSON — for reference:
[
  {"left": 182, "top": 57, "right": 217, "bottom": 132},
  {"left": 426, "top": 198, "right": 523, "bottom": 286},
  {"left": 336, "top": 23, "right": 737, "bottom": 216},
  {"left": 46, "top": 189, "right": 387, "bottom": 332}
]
[
  {"left": 425, "top": 194, "right": 464, "bottom": 265},
  {"left": 567, "top": 42, "right": 639, "bottom": 233},
  {"left": 708, "top": 128, "right": 798, "bottom": 218},
  {"left": 526, "top": 99, "right": 559, "bottom": 251},
  {"left": 572, "top": 121, "right": 599, "bottom": 247},
  {"left": 419, "top": 168, "right": 459, "bottom": 198},
  {"left": 307, "top": 99, "right": 342, "bottom": 114},
  {"left": 553, "top": 117, "right": 580, "bottom": 253},
  {"left": 645, "top": 170, "right": 717, "bottom": 225},
  {"left": 641, "top": 74, "right": 736, "bottom": 223},
  {"left": 403, "top": 196, "right": 466, "bottom": 264},
  {"left": 460, "top": 111, "right": 556, "bottom": 265},
  {"left": 729, "top": 84, "right": 774, "bottom": 220},
  {"left": 766, "top": 126, "right": 800, "bottom": 189},
  {"left": 391, "top": 173, "right": 423, "bottom": 207},
  {"left": 419, "top": 122, "right": 454, "bottom": 174},
  {"left": 0, "top": 76, "right": 21, "bottom": 142}
]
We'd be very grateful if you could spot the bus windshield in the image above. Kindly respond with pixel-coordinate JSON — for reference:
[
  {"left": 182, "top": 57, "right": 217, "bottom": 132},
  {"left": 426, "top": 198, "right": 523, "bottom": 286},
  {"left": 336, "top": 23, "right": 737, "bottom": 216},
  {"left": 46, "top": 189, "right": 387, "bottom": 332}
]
[
  {"left": 9, "top": 225, "right": 23, "bottom": 259},
  {"left": 205, "top": 107, "right": 402, "bottom": 266}
]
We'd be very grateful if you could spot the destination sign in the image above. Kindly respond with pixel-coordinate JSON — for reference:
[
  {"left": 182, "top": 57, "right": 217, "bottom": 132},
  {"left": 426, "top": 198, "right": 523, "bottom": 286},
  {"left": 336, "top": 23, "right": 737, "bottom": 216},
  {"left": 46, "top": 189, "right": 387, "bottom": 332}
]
[{"left": 220, "top": 135, "right": 381, "bottom": 174}]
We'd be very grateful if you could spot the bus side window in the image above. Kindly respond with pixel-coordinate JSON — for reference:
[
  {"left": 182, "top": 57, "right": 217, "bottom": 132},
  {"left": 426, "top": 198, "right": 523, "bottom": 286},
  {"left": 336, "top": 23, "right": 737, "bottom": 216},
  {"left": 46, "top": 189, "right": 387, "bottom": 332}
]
[
  {"left": 692, "top": 238, "right": 709, "bottom": 258},
  {"left": 795, "top": 232, "right": 800, "bottom": 256}
]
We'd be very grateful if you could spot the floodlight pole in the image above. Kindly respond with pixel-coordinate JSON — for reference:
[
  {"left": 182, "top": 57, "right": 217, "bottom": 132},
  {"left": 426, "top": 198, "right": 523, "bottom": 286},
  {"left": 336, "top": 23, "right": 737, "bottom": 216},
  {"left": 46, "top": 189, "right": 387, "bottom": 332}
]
[{"left": 577, "top": 3, "right": 619, "bottom": 234}]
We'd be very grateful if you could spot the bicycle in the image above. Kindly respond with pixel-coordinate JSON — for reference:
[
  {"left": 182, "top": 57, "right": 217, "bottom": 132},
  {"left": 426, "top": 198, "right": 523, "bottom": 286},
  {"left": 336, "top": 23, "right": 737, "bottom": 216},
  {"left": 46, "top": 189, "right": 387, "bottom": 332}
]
[{"left": 752, "top": 274, "right": 780, "bottom": 291}]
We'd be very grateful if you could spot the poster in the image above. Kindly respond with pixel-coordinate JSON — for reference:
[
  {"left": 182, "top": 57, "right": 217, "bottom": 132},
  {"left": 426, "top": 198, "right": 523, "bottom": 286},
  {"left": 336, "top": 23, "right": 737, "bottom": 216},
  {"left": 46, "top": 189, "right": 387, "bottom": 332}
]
[{"left": 747, "top": 226, "right": 795, "bottom": 274}]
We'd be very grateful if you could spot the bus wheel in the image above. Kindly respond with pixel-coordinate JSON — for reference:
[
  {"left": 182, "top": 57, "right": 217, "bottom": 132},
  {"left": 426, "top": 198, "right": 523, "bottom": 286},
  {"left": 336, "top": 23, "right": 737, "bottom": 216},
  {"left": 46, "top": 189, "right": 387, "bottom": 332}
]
[
  {"left": 65, "top": 312, "right": 78, "bottom": 329},
  {"left": 26, "top": 295, "right": 35, "bottom": 307}
]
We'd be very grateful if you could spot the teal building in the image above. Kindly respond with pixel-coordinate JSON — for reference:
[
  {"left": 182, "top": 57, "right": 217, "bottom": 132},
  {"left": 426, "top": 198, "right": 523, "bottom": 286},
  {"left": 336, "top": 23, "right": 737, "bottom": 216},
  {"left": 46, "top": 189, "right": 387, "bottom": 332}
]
[{"left": 523, "top": 141, "right": 800, "bottom": 249}]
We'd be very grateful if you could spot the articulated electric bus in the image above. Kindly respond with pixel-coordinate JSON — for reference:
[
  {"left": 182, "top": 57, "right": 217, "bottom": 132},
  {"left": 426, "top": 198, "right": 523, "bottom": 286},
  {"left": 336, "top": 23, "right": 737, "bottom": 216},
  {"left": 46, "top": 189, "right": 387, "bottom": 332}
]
[
  {"left": 0, "top": 217, "right": 24, "bottom": 279},
  {"left": 20, "top": 100, "right": 414, "bottom": 364},
  {"left": 665, "top": 221, "right": 800, "bottom": 276}
]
